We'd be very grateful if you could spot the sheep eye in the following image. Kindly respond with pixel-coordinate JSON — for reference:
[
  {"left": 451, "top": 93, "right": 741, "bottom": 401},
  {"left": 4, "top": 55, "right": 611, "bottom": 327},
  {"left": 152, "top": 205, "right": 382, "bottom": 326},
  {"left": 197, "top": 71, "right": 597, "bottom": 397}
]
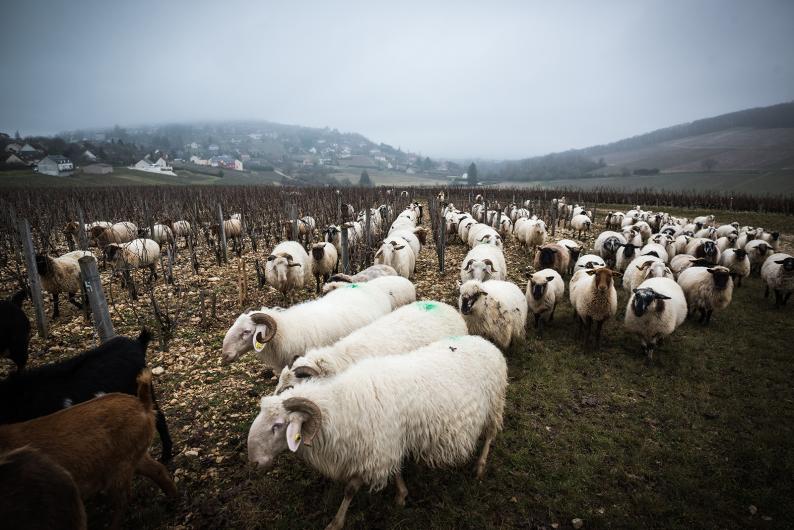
[
  {"left": 241, "top": 329, "right": 251, "bottom": 337},
  {"left": 271, "top": 423, "right": 283, "bottom": 433}
]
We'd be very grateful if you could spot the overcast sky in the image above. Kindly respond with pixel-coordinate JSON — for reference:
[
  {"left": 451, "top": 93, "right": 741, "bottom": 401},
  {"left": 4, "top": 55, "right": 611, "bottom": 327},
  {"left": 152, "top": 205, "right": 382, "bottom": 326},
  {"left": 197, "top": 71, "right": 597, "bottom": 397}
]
[{"left": 1, "top": 0, "right": 792, "bottom": 159}]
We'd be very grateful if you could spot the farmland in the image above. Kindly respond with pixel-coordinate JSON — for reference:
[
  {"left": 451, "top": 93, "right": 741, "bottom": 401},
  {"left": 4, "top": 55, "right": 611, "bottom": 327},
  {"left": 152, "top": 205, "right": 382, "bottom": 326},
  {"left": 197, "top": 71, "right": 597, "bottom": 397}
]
[{"left": 0, "top": 185, "right": 792, "bottom": 529}]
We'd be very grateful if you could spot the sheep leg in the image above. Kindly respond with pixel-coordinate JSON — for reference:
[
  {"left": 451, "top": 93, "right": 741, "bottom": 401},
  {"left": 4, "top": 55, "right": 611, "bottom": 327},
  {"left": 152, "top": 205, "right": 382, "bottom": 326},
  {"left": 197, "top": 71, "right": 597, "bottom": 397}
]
[
  {"left": 149, "top": 264, "right": 158, "bottom": 283},
  {"left": 784, "top": 292, "right": 791, "bottom": 306},
  {"left": 136, "top": 453, "right": 178, "bottom": 498},
  {"left": 765, "top": 285, "right": 770, "bottom": 298},
  {"left": 393, "top": 472, "right": 408, "bottom": 507},
  {"left": 326, "top": 476, "right": 362, "bottom": 530},
  {"left": 774, "top": 290, "right": 782, "bottom": 308},
  {"left": 152, "top": 385, "right": 174, "bottom": 462},
  {"left": 67, "top": 292, "right": 83, "bottom": 310},
  {"left": 549, "top": 303, "right": 556, "bottom": 322},
  {"left": 584, "top": 316, "right": 593, "bottom": 349},
  {"left": 594, "top": 320, "right": 604, "bottom": 351},
  {"left": 315, "top": 274, "right": 321, "bottom": 294},
  {"left": 705, "top": 310, "right": 713, "bottom": 325},
  {"left": 475, "top": 434, "right": 494, "bottom": 479},
  {"left": 52, "top": 292, "right": 60, "bottom": 318}
]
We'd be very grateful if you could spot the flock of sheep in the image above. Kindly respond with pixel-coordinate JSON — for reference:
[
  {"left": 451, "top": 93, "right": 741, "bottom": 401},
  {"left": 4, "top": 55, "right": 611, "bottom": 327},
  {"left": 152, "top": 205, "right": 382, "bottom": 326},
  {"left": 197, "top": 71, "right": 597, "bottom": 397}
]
[{"left": 0, "top": 192, "right": 792, "bottom": 529}]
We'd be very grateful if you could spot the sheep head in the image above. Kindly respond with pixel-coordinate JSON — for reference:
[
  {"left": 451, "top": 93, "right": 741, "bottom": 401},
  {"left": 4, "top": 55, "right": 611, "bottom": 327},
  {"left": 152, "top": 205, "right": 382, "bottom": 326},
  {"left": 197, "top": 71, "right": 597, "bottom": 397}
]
[
  {"left": 458, "top": 281, "right": 485, "bottom": 315},
  {"left": 707, "top": 266, "right": 732, "bottom": 290},
  {"left": 311, "top": 244, "right": 325, "bottom": 261},
  {"left": 631, "top": 287, "right": 671, "bottom": 317},
  {"left": 529, "top": 272, "right": 556, "bottom": 300},
  {"left": 775, "top": 257, "right": 794, "bottom": 272},
  {"left": 586, "top": 267, "right": 619, "bottom": 291},
  {"left": 221, "top": 310, "right": 277, "bottom": 364}
]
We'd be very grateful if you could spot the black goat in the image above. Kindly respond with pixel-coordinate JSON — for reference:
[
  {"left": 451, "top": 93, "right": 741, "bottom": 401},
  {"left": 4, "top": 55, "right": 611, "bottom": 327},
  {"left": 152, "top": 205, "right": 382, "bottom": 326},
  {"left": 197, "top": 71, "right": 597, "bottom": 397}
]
[
  {"left": 0, "top": 329, "right": 173, "bottom": 462},
  {"left": 0, "top": 290, "right": 30, "bottom": 370}
]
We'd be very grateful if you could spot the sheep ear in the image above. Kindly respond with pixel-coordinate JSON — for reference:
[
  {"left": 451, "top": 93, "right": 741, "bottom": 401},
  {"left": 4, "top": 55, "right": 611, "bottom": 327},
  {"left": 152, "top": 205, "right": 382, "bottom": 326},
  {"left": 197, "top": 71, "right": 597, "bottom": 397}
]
[
  {"left": 585, "top": 269, "right": 597, "bottom": 276},
  {"left": 655, "top": 293, "right": 672, "bottom": 300},
  {"left": 393, "top": 245, "right": 406, "bottom": 250},
  {"left": 464, "top": 259, "right": 474, "bottom": 271},
  {"left": 286, "top": 417, "right": 305, "bottom": 452},
  {"left": 267, "top": 255, "right": 276, "bottom": 261},
  {"left": 706, "top": 268, "right": 716, "bottom": 274},
  {"left": 289, "top": 262, "right": 302, "bottom": 268},
  {"left": 774, "top": 259, "right": 786, "bottom": 264},
  {"left": 284, "top": 397, "right": 322, "bottom": 450},
  {"left": 546, "top": 276, "right": 555, "bottom": 282},
  {"left": 632, "top": 288, "right": 640, "bottom": 294}
]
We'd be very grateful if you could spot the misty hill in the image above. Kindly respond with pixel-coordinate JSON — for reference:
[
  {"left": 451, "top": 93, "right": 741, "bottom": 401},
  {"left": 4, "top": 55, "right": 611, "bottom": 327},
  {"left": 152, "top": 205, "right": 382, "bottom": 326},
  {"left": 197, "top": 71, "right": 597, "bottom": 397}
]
[{"left": 488, "top": 101, "right": 794, "bottom": 182}]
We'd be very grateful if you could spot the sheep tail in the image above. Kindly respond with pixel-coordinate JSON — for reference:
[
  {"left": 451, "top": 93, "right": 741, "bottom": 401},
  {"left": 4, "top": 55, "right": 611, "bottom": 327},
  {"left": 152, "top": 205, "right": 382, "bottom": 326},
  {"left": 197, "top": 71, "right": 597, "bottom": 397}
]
[
  {"left": 137, "top": 328, "right": 153, "bottom": 350},
  {"left": 136, "top": 368, "right": 154, "bottom": 412},
  {"left": 10, "top": 289, "right": 27, "bottom": 308}
]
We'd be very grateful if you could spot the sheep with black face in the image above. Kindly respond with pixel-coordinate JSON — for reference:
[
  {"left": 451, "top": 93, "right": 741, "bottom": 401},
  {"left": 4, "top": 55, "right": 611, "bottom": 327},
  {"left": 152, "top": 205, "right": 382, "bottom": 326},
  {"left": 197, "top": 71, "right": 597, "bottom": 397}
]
[
  {"left": 624, "top": 277, "right": 687, "bottom": 361},
  {"left": 761, "top": 253, "right": 794, "bottom": 308},
  {"left": 532, "top": 243, "right": 570, "bottom": 276},
  {"left": 677, "top": 265, "right": 733, "bottom": 325},
  {"left": 525, "top": 269, "right": 564, "bottom": 338},
  {"left": 310, "top": 242, "right": 338, "bottom": 294}
]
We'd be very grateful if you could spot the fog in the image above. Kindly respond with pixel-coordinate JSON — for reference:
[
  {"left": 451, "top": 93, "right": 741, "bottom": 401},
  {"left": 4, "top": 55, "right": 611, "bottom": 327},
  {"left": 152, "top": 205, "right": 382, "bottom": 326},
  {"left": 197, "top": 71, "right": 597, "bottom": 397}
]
[{"left": 1, "top": 0, "right": 792, "bottom": 159}]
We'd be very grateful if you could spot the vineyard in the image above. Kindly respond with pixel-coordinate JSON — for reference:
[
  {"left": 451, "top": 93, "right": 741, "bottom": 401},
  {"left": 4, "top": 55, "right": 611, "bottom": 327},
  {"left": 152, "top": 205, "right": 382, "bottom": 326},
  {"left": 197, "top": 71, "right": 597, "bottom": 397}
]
[{"left": 0, "top": 185, "right": 792, "bottom": 529}]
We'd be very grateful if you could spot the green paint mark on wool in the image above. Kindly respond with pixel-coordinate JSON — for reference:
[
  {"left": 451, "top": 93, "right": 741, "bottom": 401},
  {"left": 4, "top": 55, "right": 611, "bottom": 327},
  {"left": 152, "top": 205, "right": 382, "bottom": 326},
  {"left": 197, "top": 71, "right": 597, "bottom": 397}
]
[
  {"left": 417, "top": 301, "right": 438, "bottom": 311},
  {"left": 346, "top": 283, "right": 359, "bottom": 288}
]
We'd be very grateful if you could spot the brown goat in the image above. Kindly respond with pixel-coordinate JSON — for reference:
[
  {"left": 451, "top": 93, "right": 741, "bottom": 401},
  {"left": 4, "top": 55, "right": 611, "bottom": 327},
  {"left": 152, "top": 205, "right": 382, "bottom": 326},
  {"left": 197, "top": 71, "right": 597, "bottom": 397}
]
[
  {"left": 0, "top": 369, "right": 177, "bottom": 529},
  {"left": 533, "top": 243, "right": 571, "bottom": 276},
  {"left": 0, "top": 446, "right": 87, "bottom": 530}
]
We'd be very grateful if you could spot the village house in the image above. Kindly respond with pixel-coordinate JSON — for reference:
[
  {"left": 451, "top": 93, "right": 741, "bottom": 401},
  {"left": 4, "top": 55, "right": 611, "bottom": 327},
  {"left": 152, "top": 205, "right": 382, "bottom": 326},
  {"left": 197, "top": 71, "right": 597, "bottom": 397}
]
[{"left": 37, "top": 155, "right": 74, "bottom": 176}]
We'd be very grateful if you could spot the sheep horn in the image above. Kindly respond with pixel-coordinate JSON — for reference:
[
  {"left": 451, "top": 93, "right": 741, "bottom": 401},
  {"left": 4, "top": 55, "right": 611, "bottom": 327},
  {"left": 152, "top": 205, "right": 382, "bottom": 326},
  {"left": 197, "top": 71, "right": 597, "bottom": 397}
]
[
  {"left": 283, "top": 397, "right": 322, "bottom": 447},
  {"left": 293, "top": 365, "right": 320, "bottom": 379},
  {"left": 249, "top": 312, "right": 277, "bottom": 345}
]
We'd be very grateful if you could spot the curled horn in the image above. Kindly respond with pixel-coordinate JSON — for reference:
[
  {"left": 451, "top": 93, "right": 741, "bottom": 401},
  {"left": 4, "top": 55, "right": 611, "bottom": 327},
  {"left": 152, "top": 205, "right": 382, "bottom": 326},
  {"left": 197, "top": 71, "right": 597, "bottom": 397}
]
[
  {"left": 293, "top": 365, "right": 320, "bottom": 379},
  {"left": 250, "top": 312, "right": 277, "bottom": 344},
  {"left": 283, "top": 397, "right": 322, "bottom": 446},
  {"left": 483, "top": 258, "right": 497, "bottom": 272},
  {"left": 464, "top": 259, "right": 474, "bottom": 271},
  {"left": 267, "top": 254, "right": 276, "bottom": 261},
  {"left": 637, "top": 260, "right": 653, "bottom": 270}
]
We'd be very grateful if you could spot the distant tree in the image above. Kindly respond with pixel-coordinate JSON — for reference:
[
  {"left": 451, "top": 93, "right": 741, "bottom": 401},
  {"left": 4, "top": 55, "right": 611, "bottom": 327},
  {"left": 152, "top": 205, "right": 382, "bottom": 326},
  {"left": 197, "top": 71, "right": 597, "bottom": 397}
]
[
  {"left": 701, "top": 158, "right": 718, "bottom": 172},
  {"left": 14, "top": 130, "right": 21, "bottom": 140},
  {"left": 620, "top": 166, "right": 631, "bottom": 177},
  {"left": 359, "top": 170, "right": 373, "bottom": 187},
  {"left": 218, "top": 169, "right": 224, "bottom": 178},
  {"left": 467, "top": 162, "right": 478, "bottom": 186},
  {"left": 423, "top": 156, "right": 432, "bottom": 170},
  {"left": 597, "top": 157, "right": 606, "bottom": 168}
]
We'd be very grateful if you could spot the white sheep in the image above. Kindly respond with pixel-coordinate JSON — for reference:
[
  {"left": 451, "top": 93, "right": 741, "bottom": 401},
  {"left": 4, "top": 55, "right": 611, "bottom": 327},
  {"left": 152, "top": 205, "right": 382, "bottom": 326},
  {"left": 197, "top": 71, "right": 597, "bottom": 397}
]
[
  {"left": 693, "top": 214, "right": 715, "bottom": 228},
  {"left": 570, "top": 214, "right": 592, "bottom": 239},
  {"left": 34, "top": 250, "right": 95, "bottom": 318},
  {"left": 569, "top": 267, "right": 620, "bottom": 350},
  {"left": 141, "top": 224, "right": 174, "bottom": 247},
  {"left": 744, "top": 239, "right": 772, "bottom": 273},
  {"left": 467, "top": 223, "right": 503, "bottom": 249},
  {"left": 323, "top": 275, "right": 416, "bottom": 310},
  {"left": 275, "top": 300, "right": 468, "bottom": 394},
  {"left": 760, "top": 231, "right": 780, "bottom": 251},
  {"left": 594, "top": 231, "right": 627, "bottom": 266},
  {"left": 685, "top": 238, "right": 721, "bottom": 265},
  {"left": 525, "top": 269, "right": 564, "bottom": 338},
  {"left": 166, "top": 220, "right": 192, "bottom": 246},
  {"left": 513, "top": 218, "right": 547, "bottom": 250},
  {"left": 622, "top": 256, "right": 673, "bottom": 293},
  {"left": 669, "top": 254, "right": 711, "bottom": 279},
  {"left": 388, "top": 228, "right": 423, "bottom": 258},
  {"left": 247, "top": 335, "right": 506, "bottom": 529},
  {"left": 557, "top": 238, "right": 583, "bottom": 275},
  {"left": 615, "top": 243, "right": 642, "bottom": 273},
  {"left": 222, "top": 281, "right": 394, "bottom": 370},
  {"left": 89, "top": 221, "right": 138, "bottom": 248},
  {"left": 715, "top": 235, "right": 738, "bottom": 253},
  {"left": 105, "top": 238, "right": 160, "bottom": 282},
  {"left": 265, "top": 241, "right": 312, "bottom": 300},
  {"left": 718, "top": 248, "right": 750, "bottom": 287},
  {"left": 375, "top": 238, "right": 415, "bottom": 279},
  {"left": 310, "top": 242, "right": 338, "bottom": 293},
  {"left": 624, "top": 277, "right": 687, "bottom": 361},
  {"left": 677, "top": 265, "right": 733, "bottom": 325},
  {"left": 460, "top": 245, "right": 507, "bottom": 283},
  {"left": 640, "top": 242, "right": 670, "bottom": 264},
  {"left": 459, "top": 279, "right": 527, "bottom": 349},
  {"left": 761, "top": 253, "right": 794, "bottom": 307},
  {"left": 573, "top": 254, "right": 606, "bottom": 273},
  {"left": 323, "top": 264, "right": 397, "bottom": 289}
]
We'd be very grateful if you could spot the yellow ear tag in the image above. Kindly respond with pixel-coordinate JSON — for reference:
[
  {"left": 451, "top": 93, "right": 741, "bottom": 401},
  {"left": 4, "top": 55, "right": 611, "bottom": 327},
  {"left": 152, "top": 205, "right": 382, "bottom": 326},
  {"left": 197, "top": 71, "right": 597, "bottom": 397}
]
[
  {"left": 294, "top": 433, "right": 301, "bottom": 442},
  {"left": 254, "top": 339, "right": 265, "bottom": 351}
]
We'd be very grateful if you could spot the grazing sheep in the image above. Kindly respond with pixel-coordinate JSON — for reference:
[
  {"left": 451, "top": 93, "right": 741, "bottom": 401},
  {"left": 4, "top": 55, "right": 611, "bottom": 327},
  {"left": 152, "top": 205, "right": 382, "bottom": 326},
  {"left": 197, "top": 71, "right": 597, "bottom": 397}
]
[
  {"left": 265, "top": 241, "right": 312, "bottom": 300},
  {"left": 1, "top": 290, "right": 30, "bottom": 370},
  {"left": 744, "top": 239, "right": 772, "bottom": 273},
  {"left": 533, "top": 243, "right": 571, "bottom": 276},
  {"left": 467, "top": 223, "right": 503, "bottom": 249},
  {"left": 0, "top": 446, "right": 87, "bottom": 530},
  {"left": 459, "top": 279, "right": 527, "bottom": 349},
  {"left": 324, "top": 264, "right": 397, "bottom": 287},
  {"left": 670, "top": 254, "right": 712, "bottom": 279},
  {"left": 622, "top": 227, "right": 644, "bottom": 247},
  {"left": 458, "top": 218, "right": 478, "bottom": 244},
  {"left": 569, "top": 267, "right": 620, "bottom": 350},
  {"left": 221, "top": 282, "right": 394, "bottom": 371},
  {"left": 375, "top": 238, "right": 416, "bottom": 279},
  {"left": 693, "top": 214, "right": 715, "bottom": 228},
  {"left": 761, "top": 253, "right": 794, "bottom": 308},
  {"left": 714, "top": 223, "right": 739, "bottom": 239},
  {"left": 624, "top": 277, "right": 687, "bottom": 361},
  {"left": 275, "top": 301, "right": 468, "bottom": 394},
  {"left": 310, "top": 242, "right": 338, "bottom": 294},
  {"left": 0, "top": 370, "right": 177, "bottom": 529},
  {"left": 323, "top": 276, "right": 416, "bottom": 311},
  {"left": 677, "top": 266, "right": 733, "bottom": 324},
  {"left": 604, "top": 212, "right": 625, "bottom": 229},
  {"left": 715, "top": 234, "right": 738, "bottom": 253},
  {"left": 718, "top": 248, "right": 750, "bottom": 287},
  {"left": 525, "top": 269, "right": 564, "bottom": 338},
  {"left": 570, "top": 214, "right": 592, "bottom": 239},
  {"left": 685, "top": 238, "right": 721, "bottom": 265},
  {"left": 88, "top": 221, "right": 137, "bottom": 249},
  {"left": 0, "top": 329, "right": 172, "bottom": 462},
  {"left": 34, "top": 251, "right": 93, "bottom": 318},
  {"left": 164, "top": 219, "right": 192, "bottom": 247},
  {"left": 323, "top": 224, "right": 359, "bottom": 255},
  {"left": 248, "top": 335, "right": 506, "bottom": 529},
  {"left": 105, "top": 238, "right": 161, "bottom": 283},
  {"left": 213, "top": 218, "right": 244, "bottom": 251},
  {"left": 594, "top": 231, "right": 627, "bottom": 267},
  {"left": 623, "top": 256, "right": 673, "bottom": 293},
  {"left": 574, "top": 254, "right": 606, "bottom": 273},
  {"left": 388, "top": 228, "right": 423, "bottom": 258},
  {"left": 460, "top": 245, "right": 507, "bottom": 283},
  {"left": 760, "top": 231, "right": 780, "bottom": 251},
  {"left": 64, "top": 220, "right": 110, "bottom": 247}
]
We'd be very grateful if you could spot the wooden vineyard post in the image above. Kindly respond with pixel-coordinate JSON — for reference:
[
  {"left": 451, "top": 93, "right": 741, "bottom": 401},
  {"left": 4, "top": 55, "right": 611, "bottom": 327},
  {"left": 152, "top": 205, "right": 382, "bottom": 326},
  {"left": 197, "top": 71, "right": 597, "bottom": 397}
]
[
  {"left": 437, "top": 205, "right": 446, "bottom": 272},
  {"left": 550, "top": 206, "right": 557, "bottom": 237},
  {"left": 18, "top": 219, "right": 48, "bottom": 339},
  {"left": 217, "top": 203, "right": 227, "bottom": 263},
  {"left": 290, "top": 203, "right": 299, "bottom": 242},
  {"left": 78, "top": 256, "right": 115, "bottom": 342},
  {"left": 364, "top": 206, "right": 372, "bottom": 266}
]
